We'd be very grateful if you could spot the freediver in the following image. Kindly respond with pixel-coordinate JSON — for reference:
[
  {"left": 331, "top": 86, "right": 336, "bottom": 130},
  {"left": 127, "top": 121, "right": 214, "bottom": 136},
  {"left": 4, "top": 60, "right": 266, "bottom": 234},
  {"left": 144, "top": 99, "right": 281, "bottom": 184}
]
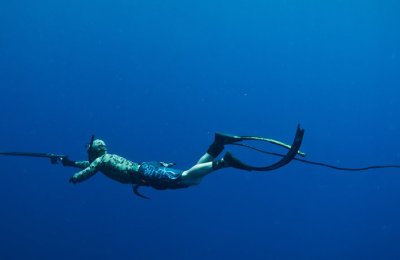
[
  {"left": 61, "top": 127, "right": 304, "bottom": 198},
  {"left": 3, "top": 124, "right": 397, "bottom": 198}
]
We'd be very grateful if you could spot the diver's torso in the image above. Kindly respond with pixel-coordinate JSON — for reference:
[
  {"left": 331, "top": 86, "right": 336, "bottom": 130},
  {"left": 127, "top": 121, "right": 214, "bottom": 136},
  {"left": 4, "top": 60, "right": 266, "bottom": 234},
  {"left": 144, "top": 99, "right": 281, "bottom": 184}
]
[{"left": 96, "top": 154, "right": 141, "bottom": 184}]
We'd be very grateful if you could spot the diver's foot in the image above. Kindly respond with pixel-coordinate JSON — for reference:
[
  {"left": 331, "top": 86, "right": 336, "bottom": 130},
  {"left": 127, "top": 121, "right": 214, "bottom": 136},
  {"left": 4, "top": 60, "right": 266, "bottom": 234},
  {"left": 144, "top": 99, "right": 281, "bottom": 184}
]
[
  {"left": 212, "top": 152, "right": 240, "bottom": 170},
  {"left": 222, "top": 152, "right": 251, "bottom": 171},
  {"left": 212, "top": 156, "right": 228, "bottom": 170},
  {"left": 222, "top": 151, "right": 237, "bottom": 168},
  {"left": 207, "top": 133, "right": 242, "bottom": 158},
  {"left": 214, "top": 132, "right": 242, "bottom": 145}
]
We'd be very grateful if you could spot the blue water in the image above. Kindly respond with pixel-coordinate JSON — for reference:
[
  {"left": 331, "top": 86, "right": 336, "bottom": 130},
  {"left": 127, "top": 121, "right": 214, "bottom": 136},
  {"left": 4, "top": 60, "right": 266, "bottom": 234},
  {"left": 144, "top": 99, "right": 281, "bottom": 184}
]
[{"left": 1, "top": 0, "right": 399, "bottom": 259}]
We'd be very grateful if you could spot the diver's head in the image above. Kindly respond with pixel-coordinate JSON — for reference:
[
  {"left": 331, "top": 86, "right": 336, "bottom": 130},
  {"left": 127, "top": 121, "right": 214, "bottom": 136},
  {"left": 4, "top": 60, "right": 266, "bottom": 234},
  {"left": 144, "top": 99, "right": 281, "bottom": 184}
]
[{"left": 87, "top": 139, "right": 107, "bottom": 160}]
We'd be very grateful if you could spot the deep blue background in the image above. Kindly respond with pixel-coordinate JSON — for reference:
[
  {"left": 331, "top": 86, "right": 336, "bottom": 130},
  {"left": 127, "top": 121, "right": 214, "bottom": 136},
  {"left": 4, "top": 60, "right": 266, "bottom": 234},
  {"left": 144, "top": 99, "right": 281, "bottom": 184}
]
[{"left": 1, "top": 0, "right": 399, "bottom": 259}]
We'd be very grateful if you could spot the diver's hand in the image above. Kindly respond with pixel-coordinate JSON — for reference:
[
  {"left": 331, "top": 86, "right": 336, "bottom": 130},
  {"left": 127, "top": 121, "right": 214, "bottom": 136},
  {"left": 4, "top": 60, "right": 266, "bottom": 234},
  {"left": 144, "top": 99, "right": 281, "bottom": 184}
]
[
  {"left": 69, "top": 176, "right": 78, "bottom": 184},
  {"left": 159, "top": 162, "right": 176, "bottom": 168},
  {"left": 61, "top": 156, "right": 76, "bottom": 167}
]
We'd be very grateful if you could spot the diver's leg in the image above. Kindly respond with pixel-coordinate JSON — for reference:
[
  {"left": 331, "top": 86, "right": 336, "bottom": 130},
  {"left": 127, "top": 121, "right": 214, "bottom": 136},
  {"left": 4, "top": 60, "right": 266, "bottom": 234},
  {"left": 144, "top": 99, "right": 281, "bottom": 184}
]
[
  {"left": 195, "top": 137, "right": 223, "bottom": 164},
  {"left": 196, "top": 132, "right": 242, "bottom": 164},
  {"left": 181, "top": 162, "right": 214, "bottom": 185},
  {"left": 182, "top": 133, "right": 241, "bottom": 185},
  {"left": 181, "top": 156, "right": 230, "bottom": 185},
  {"left": 182, "top": 162, "right": 213, "bottom": 178},
  {"left": 196, "top": 153, "right": 214, "bottom": 164}
]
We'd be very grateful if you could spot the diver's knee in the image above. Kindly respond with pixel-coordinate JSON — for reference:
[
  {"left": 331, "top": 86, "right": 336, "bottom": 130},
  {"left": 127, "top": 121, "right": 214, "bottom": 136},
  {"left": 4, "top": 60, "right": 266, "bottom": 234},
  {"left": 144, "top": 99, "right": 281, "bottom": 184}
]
[
  {"left": 181, "top": 173, "right": 202, "bottom": 186},
  {"left": 182, "top": 170, "right": 189, "bottom": 177}
]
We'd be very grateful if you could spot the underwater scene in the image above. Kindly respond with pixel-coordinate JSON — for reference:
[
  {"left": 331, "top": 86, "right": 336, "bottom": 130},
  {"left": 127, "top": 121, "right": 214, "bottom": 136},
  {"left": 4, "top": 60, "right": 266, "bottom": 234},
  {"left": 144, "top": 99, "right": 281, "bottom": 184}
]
[{"left": 0, "top": 0, "right": 399, "bottom": 259}]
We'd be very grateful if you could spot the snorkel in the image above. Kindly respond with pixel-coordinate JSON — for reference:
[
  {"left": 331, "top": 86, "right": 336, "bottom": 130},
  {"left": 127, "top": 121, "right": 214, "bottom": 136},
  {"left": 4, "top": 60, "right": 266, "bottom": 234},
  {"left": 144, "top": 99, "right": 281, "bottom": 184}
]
[{"left": 87, "top": 135, "right": 95, "bottom": 163}]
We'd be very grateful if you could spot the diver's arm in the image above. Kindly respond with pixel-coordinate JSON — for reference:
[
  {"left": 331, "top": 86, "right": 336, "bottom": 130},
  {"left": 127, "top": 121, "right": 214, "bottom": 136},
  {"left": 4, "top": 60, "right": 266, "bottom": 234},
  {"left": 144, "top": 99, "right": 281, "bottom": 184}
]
[
  {"left": 74, "top": 161, "right": 90, "bottom": 169},
  {"left": 61, "top": 157, "right": 90, "bottom": 169},
  {"left": 69, "top": 159, "right": 100, "bottom": 183}
]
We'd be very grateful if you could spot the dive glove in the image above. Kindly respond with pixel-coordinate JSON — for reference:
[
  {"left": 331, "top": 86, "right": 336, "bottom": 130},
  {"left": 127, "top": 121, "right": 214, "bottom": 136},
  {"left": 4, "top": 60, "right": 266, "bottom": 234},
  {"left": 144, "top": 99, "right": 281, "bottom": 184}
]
[{"left": 61, "top": 156, "right": 76, "bottom": 167}]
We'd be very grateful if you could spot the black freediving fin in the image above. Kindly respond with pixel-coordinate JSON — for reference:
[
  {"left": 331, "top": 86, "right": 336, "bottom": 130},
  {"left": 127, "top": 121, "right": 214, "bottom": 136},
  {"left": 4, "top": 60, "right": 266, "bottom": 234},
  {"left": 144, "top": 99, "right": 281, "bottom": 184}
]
[
  {"left": 132, "top": 184, "right": 151, "bottom": 200},
  {"left": 223, "top": 124, "right": 305, "bottom": 171},
  {"left": 238, "top": 135, "right": 307, "bottom": 157},
  {"left": 217, "top": 131, "right": 306, "bottom": 157},
  {"left": 230, "top": 129, "right": 400, "bottom": 171}
]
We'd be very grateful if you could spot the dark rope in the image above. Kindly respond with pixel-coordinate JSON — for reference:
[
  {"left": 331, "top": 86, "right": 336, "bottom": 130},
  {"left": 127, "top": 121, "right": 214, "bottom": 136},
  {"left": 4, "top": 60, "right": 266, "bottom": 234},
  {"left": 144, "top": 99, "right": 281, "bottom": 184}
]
[
  {"left": 87, "top": 134, "right": 95, "bottom": 163},
  {"left": 238, "top": 135, "right": 307, "bottom": 157},
  {"left": 230, "top": 143, "right": 400, "bottom": 171},
  {"left": 132, "top": 184, "right": 151, "bottom": 200}
]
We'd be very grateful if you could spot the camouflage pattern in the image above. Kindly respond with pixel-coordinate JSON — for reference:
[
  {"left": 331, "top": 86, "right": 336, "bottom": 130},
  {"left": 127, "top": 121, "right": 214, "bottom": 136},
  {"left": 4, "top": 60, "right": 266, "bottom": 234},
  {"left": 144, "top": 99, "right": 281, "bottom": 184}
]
[
  {"left": 71, "top": 154, "right": 141, "bottom": 184},
  {"left": 74, "top": 161, "right": 90, "bottom": 169},
  {"left": 70, "top": 139, "right": 184, "bottom": 189}
]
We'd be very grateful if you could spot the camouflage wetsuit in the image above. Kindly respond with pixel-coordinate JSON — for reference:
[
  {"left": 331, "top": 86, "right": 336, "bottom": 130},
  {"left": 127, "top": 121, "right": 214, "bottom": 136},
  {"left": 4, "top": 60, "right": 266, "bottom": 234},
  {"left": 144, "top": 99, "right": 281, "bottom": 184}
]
[{"left": 70, "top": 154, "right": 189, "bottom": 190}]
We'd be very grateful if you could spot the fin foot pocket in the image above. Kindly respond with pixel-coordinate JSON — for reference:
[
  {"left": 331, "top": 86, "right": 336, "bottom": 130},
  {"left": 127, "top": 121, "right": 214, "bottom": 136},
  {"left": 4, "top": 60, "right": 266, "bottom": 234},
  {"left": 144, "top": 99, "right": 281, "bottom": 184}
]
[{"left": 215, "top": 132, "right": 243, "bottom": 145}]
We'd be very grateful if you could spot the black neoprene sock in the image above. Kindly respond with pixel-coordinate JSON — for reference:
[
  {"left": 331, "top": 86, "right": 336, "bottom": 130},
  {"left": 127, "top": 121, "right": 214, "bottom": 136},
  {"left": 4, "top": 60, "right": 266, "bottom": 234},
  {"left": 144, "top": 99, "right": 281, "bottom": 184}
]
[
  {"left": 207, "top": 141, "right": 224, "bottom": 158},
  {"left": 212, "top": 158, "right": 227, "bottom": 170}
]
